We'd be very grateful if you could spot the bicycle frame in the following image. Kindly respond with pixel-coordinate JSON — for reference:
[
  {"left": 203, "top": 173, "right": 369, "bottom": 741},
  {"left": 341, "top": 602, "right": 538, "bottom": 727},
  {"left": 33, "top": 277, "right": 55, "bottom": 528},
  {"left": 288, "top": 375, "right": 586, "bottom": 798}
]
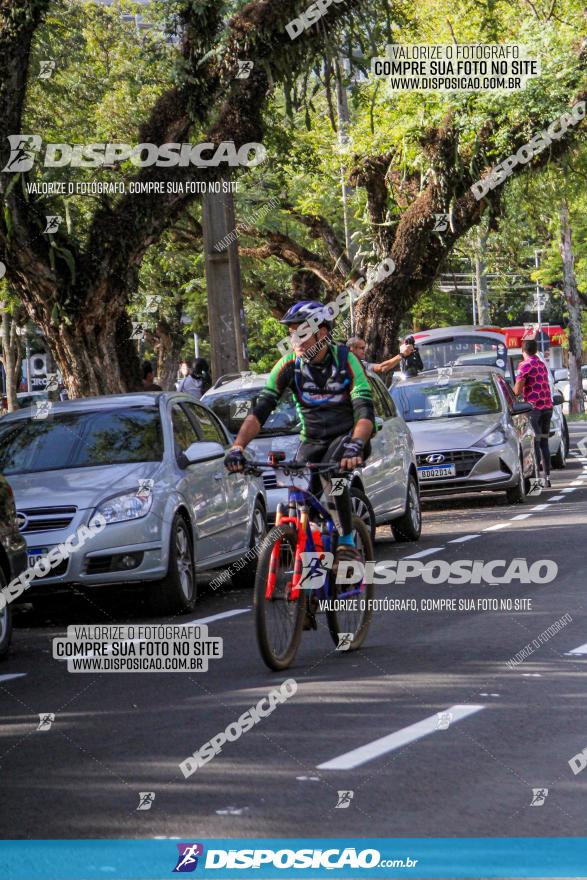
[{"left": 267, "top": 481, "right": 366, "bottom": 604}]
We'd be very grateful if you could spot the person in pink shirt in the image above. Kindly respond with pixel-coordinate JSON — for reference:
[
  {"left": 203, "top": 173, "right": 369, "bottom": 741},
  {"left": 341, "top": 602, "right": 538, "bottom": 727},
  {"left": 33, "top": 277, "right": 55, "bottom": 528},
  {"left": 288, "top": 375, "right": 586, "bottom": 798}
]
[{"left": 513, "top": 339, "right": 553, "bottom": 487}]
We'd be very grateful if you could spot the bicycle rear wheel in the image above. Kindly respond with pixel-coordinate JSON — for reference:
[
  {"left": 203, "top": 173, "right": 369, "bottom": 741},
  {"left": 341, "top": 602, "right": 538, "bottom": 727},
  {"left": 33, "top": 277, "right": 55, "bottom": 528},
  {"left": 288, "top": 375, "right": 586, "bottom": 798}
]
[
  {"left": 326, "top": 515, "right": 374, "bottom": 651},
  {"left": 254, "top": 524, "right": 305, "bottom": 670}
]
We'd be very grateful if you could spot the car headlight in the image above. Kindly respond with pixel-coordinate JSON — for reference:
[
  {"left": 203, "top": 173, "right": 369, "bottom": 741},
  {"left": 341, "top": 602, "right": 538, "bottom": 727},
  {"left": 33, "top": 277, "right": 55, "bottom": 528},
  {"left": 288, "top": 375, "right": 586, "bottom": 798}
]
[
  {"left": 93, "top": 492, "right": 153, "bottom": 525},
  {"left": 477, "top": 429, "right": 506, "bottom": 447}
]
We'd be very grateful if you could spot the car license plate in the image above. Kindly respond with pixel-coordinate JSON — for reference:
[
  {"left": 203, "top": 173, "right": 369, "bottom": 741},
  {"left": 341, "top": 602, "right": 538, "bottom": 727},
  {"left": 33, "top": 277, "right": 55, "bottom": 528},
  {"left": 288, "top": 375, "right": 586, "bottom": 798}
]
[
  {"left": 417, "top": 464, "right": 457, "bottom": 479},
  {"left": 27, "top": 548, "right": 49, "bottom": 569}
]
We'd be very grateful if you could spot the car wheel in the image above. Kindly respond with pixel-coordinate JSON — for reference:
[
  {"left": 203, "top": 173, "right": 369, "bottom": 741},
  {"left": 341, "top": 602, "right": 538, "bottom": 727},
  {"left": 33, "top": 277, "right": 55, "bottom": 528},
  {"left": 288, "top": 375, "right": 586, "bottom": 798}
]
[
  {"left": 350, "top": 487, "right": 376, "bottom": 541},
  {"left": 506, "top": 452, "right": 531, "bottom": 504},
  {"left": 149, "top": 513, "right": 196, "bottom": 616},
  {"left": 391, "top": 474, "right": 422, "bottom": 542},
  {"left": 552, "top": 433, "right": 567, "bottom": 469},
  {"left": 230, "top": 500, "right": 267, "bottom": 590},
  {"left": 0, "top": 568, "right": 13, "bottom": 660}
]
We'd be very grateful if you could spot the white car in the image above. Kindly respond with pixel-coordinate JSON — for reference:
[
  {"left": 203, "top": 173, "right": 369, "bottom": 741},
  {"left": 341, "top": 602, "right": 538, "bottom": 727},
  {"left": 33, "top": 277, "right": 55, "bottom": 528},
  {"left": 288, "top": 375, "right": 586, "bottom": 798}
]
[{"left": 203, "top": 370, "right": 422, "bottom": 542}]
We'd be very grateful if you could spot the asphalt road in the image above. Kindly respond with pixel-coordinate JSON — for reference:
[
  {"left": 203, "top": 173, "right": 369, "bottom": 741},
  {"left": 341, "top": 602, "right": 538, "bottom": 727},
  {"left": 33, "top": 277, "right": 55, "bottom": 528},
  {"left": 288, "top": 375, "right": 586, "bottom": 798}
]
[{"left": 2, "top": 423, "right": 587, "bottom": 841}]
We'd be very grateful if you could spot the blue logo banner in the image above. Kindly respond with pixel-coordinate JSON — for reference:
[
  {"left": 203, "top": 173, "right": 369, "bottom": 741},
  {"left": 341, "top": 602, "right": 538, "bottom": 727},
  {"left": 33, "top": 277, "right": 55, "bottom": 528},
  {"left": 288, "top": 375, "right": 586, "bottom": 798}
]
[{"left": 3, "top": 838, "right": 587, "bottom": 879}]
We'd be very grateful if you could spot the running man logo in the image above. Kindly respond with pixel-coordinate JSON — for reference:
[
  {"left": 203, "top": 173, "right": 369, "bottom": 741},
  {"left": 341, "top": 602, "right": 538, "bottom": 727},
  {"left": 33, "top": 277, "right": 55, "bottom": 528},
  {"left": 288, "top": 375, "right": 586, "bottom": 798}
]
[
  {"left": 137, "top": 479, "right": 155, "bottom": 499},
  {"left": 32, "top": 400, "right": 53, "bottom": 421},
  {"left": 173, "top": 843, "right": 204, "bottom": 873},
  {"left": 330, "top": 477, "right": 348, "bottom": 496},
  {"left": 44, "top": 215, "right": 63, "bottom": 233},
  {"left": 436, "top": 711, "right": 453, "bottom": 730},
  {"left": 145, "top": 295, "right": 162, "bottom": 314},
  {"left": 45, "top": 373, "right": 59, "bottom": 392},
  {"left": 336, "top": 632, "right": 354, "bottom": 651},
  {"left": 130, "top": 322, "right": 148, "bottom": 341},
  {"left": 530, "top": 788, "right": 549, "bottom": 806},
  {"left": 433, "top": 213, "right": 449, "bottom": 232},
  {"left": 231, "top": 400, "right": 252, "bottom": 420},
  {"left": 136, "top": 791, "right": 156, "bottom": 811},
  {"left": 299, "top": 552, "right": 333, "bottom": 590},
  {"left": 335, "top": 790, "right": 354, "bottom": 808},
  {"left": 37, "top": 713, "right": 55, "bottom": 731},
  {"left": 2, "top": 135, "right": 42, "bottom": 172},
  {"left": 236, "top": 61, "right": 254, "bottom": 79},
  {"left": 527, "top": 478, "right": 543, "bottom": 497},
  {"left": 38, "top": 60, "right": 56, "bottom": 79}
]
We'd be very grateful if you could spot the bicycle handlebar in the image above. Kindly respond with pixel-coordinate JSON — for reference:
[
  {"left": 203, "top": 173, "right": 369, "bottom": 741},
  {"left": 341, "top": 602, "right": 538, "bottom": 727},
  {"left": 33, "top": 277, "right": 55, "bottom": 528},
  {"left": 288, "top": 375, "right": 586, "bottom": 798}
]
[{"left": 235, "top": 459, "right": 360, "bottom": 478}]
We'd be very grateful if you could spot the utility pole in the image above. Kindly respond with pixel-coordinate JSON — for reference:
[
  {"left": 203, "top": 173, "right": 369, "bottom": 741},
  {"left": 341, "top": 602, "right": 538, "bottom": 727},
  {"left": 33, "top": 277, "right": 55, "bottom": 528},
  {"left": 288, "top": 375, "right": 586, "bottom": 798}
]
[
  {"left": 534, "top": 249, "right": 545, "bottom": 357},
  {"left": 475, "top": 230, "right": 490, "bottom": 324},
  {"left": 201, "top": 182, "right": 249, "bottom": 381}
]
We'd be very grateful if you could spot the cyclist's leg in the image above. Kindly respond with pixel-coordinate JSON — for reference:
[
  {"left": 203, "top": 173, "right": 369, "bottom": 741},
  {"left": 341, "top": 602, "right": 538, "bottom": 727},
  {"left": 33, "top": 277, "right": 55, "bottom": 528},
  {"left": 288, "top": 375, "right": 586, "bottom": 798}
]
[
  {"left": 319, "top": 435, "right": 372, "bottom": 545},
  {"left": 295, "top": 440, "right": 328, "bottom": 499}
]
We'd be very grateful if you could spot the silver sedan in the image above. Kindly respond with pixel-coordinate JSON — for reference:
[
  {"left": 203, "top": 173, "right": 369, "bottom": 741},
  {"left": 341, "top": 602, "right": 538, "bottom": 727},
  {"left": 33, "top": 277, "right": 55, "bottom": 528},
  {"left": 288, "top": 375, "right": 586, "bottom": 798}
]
[
  {"left": 391, "top": 367, "right": 538, "bottom": 503},
  {"left": 0, "top": 393, "right": 267, "bottom": 614}
]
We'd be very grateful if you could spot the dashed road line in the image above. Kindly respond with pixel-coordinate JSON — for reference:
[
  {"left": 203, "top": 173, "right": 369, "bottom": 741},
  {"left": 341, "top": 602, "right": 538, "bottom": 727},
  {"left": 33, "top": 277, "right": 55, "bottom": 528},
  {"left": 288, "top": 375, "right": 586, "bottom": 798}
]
[
  {"left": 185, "top": 609, "right": 250, "bottom": 626},
  {"left": 402, "top": 547, "right": 444, "bottom": 560},
  {"left": 548, "top": 495, "right": 565, "bottom": 501},
  {"left": 484, "top": 523, "right": 508, "bottom": 532},
  {"left": 316, "top": 704, "right": 485, "bottom": 770},
  {"left": 448, "top": 534, "right": 480, "bottom": 543},
  {"left": 0, "top": 674, "right": 27, "bottom": 683},
  {"left": 511, "top": 514, "right": 532, "bottom": 521},
  {"left": 564, "top": 643, "right": 587, "bottom": 657}
]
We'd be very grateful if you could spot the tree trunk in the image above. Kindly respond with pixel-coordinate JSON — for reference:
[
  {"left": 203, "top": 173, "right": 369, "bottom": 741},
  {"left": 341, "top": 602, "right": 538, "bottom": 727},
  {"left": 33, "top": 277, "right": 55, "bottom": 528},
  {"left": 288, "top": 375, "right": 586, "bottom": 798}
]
[
  {"left": 559, "top": 200, "right": 585, "bottom": 414},
  {"left": 0, "top": 306, "right": 24, "bottom": 411},
  {"left": 154, "top": 306, "right": 185, "bottom": 391}
]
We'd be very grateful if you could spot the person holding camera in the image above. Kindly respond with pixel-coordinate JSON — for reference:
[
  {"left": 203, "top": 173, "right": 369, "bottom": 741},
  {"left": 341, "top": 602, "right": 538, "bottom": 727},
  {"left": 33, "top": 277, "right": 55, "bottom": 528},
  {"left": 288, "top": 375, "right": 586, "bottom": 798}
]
[
  {"left": 399, "top": 335, "right": 424, "bottom": 377},
  {"left": 347, "top": 336, "right": 420, "bottom": 375}
]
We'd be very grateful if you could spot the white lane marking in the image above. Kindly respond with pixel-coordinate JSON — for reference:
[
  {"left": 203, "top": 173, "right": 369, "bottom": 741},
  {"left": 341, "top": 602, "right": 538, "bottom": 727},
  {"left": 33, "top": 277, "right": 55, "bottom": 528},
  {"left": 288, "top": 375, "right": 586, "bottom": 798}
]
[
  {"left": 562, "top": 488, "right": 577, "bottom": 494},
  {"left": 571, "top": 480, "right": 585, "bottom": 486},
  {"left": 565, "top": 643, "right": 587, "bottom": 656},
  {"left": 484, "top": 523, "right": 507, "bottom": 531},
  {"left": 448, "top": 534, "right": 480, "bottom": 543},
  {"left": 185, "top": 609, "right": 250, "bottom": 626},
  {"left": 0, "top": 673, "right": 27, "bottom": 683},
  {"left": 511, "top": 514, "right": 532, "bottom": 521},
  {"left": 316, "top": 704, "right": 485, "bottom": 770},
  {"left": 530, "top": 505, "right": 549, "bottom": 511},
  {"left": 548, "top": 495, "right": 565, "bottom": 501},
  {"left": 402, "top": 547, "right": 444, "bottom": 560}
]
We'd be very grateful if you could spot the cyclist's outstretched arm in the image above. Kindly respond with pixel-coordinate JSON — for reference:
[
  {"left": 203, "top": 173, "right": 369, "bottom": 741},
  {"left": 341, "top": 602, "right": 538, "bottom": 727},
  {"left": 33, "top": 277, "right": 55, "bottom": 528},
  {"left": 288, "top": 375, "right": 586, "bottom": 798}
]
[{"left": 232, "top": 414, "right": 262, "bottom": 450}]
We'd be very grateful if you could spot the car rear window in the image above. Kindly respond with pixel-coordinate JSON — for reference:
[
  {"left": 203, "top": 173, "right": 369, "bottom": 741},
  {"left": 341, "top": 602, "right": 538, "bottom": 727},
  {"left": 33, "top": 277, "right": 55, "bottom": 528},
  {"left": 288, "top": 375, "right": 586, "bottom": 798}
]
[{"left": 0, "top": 407, "right": 163, "bottom": 475}]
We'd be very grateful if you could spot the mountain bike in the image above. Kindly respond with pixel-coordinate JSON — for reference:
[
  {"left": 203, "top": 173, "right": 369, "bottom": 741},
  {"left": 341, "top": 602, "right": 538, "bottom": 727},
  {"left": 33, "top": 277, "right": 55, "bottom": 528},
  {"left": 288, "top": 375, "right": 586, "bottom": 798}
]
[{"left": 243, "top": 456, "right": 374, "bottom": 671}]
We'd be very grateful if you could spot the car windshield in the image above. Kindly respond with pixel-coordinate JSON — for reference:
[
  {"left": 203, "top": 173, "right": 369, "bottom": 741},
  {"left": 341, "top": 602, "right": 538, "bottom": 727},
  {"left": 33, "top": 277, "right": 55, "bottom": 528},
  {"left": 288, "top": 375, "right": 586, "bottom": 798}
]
[
  {"left": 0, "top": 407, "right": 164, "bottom": 475},
  {"left": 205, "top": 387, "right": 301, "bottom": 436},
  {"left": 419, "top": 336, "right": 507, "bottom": 370},
  {"left": 392, "top": 378, "right": 501, "bottom": 421}
]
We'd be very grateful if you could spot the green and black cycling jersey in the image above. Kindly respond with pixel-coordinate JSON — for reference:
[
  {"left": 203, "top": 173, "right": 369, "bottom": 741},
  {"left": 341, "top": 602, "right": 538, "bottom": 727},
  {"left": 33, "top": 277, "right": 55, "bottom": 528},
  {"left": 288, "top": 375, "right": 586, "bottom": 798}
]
[{"left": 252, "top": 343, "right": 374, "bottom": 441}]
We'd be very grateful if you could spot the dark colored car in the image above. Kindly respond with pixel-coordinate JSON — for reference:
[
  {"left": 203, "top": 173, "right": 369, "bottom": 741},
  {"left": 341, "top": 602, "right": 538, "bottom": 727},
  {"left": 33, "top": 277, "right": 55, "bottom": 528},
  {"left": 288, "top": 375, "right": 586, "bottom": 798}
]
[{"left": 0, "top": 474, "right": 27, "bottom": 657}]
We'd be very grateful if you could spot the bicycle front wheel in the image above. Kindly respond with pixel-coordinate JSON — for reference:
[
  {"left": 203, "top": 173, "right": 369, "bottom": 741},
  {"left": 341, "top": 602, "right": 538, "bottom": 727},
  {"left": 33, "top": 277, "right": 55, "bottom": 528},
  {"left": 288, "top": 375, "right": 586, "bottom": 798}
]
[
  {"left": 326, "top": 515, "right": 374, "bottom": 651},
  {"left": 254, "top": 524, "right": 305, "bottom": 671}
]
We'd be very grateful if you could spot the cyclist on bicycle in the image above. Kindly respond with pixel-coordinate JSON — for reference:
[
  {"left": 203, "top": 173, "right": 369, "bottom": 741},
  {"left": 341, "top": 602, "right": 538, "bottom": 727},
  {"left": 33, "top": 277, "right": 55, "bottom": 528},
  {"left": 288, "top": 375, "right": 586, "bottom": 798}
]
[{"left": 224, "top": 300, "right": 375, "bottom": 574}]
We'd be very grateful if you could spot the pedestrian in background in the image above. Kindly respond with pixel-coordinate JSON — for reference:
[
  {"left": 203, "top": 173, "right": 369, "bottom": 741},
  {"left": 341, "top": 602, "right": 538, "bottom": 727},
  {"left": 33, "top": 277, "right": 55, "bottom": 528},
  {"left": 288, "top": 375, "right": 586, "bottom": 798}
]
[
  {"left": 513, "top": 339, "right": 553, "bottom": 488},
  {"left": 142, "top": 360, "right": 162, "bottom": 391},
  {"left": 176, "top": 358, "right": 211, "bottom": 399}
]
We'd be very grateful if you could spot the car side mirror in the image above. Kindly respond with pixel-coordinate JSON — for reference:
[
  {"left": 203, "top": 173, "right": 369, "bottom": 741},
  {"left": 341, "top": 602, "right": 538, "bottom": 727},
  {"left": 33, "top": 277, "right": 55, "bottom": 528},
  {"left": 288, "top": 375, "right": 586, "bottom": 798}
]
[
  {"left": 180, "top": 440, "right": 225, "bottom": 468},
  {"left": 511, "top": 401, "right": 532, "bottom": 415},
  {"left": 554, "top": 368, "right": 569, "bottom": 382},
  {"left": 374, "top": 416, "right": 384, "bottom": 432},
  {"left": 552, "top": 391, "right": 564, "bottom": 407}
]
